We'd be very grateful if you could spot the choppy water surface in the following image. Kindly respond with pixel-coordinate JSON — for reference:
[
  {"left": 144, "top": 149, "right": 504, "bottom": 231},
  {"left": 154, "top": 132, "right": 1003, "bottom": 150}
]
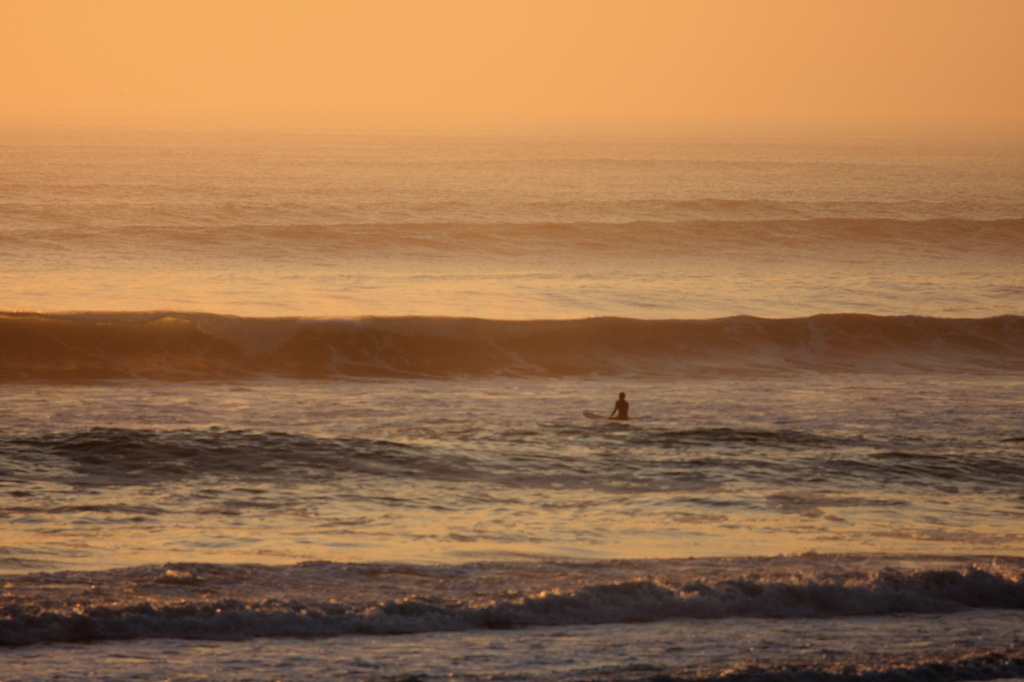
[{"left": 2, "top": 376, "right": 1023, "bottom": 572}]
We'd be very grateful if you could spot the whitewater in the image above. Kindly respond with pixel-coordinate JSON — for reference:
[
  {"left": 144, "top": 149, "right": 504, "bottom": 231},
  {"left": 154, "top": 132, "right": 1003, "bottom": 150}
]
[{"left": 1, "top": 126, "right": 1023, "bottom": 681}]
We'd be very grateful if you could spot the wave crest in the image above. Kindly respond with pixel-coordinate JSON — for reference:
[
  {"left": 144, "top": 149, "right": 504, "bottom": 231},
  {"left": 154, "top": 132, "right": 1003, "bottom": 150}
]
[{"left": 2, "top": 312, "right": 1022, "bottom": 381}]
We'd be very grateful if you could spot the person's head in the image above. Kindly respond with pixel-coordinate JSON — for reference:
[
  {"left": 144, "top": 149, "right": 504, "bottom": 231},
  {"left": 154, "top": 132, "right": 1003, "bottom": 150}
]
[{"left": 619, "top": 392, "right": 626, "bottom": 399}]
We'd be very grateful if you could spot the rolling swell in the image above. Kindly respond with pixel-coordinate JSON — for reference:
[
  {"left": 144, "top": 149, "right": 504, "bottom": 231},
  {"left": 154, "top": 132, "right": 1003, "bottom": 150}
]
[{"left": 2, "top": 312, "right": 1023, "bottom": 381}]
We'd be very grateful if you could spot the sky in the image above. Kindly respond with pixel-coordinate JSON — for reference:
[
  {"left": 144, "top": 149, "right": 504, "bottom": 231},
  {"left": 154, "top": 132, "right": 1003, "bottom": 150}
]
[{"left": 2, "top": 0, "right": 1023, "bottom": 129}]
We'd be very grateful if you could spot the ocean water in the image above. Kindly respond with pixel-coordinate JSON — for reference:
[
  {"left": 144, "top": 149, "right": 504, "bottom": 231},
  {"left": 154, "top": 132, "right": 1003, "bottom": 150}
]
[{"left": 1, "top": 125, "right": 1024, "bottom": 681}]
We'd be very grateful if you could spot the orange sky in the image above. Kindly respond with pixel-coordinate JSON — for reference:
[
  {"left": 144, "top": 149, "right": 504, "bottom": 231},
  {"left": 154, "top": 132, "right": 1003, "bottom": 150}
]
[{"left": 2, "top": 0, "right": 1023, "bottom": 129}]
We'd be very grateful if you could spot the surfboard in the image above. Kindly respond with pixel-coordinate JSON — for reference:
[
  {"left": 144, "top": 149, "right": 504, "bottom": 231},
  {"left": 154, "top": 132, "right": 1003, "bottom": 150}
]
[{"left": 584, "top": 411, "right": 633, "bottom": 421}]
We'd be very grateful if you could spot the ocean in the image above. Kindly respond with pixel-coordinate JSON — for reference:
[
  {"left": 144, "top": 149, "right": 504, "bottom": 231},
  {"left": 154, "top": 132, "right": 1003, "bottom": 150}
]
[{"left": 1, "top": 124, "right": 1023, "bottom": 681}]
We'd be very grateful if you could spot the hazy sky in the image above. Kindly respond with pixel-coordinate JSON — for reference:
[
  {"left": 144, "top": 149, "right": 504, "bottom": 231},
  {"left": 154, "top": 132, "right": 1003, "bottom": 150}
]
[{"left": 3, "top": 0, "right": 1023, "bottom": 128}]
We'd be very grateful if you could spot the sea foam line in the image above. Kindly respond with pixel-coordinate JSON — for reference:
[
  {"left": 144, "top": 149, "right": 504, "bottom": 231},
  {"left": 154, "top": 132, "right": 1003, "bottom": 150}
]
[{"left": 3, "top": 568, "right": 1022, "bottom": 645}]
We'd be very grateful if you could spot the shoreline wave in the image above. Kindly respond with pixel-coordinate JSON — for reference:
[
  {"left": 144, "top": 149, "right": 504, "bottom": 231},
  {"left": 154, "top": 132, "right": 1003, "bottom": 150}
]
[
  {"left": 2, "top": 559, "right": 1022, "bottom": 645},
  {"left": 1, "top": 312, "right": 1022, "bottom": 381}
]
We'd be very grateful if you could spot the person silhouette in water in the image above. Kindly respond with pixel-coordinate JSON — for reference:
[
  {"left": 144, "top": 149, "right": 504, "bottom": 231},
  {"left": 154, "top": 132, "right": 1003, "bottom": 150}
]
[{"left": 609, "top": 392, "right": 629, "bottom": 420}]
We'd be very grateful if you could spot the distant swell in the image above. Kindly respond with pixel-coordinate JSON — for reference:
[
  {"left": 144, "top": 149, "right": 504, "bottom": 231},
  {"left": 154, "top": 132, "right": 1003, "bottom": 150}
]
[
  {"left": 2, "top": 566, "right": 1022, "bottom": 645},
  {"left": 2, "top": 312, "right": 1023, "bottom": 381},
  {"left": 7, "top": 218, "right": 1024, "bottom": 252}
]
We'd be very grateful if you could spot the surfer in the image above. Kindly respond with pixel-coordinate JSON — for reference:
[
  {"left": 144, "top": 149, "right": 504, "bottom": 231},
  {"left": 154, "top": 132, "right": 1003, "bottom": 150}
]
[{"left": 609, "top": 392, "right": 629, "bottom": 420}]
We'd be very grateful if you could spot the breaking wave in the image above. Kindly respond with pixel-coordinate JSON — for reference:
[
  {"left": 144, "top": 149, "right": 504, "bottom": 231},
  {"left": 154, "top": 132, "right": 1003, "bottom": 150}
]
[
  {"left": 1, "top": 312, "right": 1022, "bottom": 381},
  {"left": 2, "top": 563, "right": 1023, "bottom": 645}
]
